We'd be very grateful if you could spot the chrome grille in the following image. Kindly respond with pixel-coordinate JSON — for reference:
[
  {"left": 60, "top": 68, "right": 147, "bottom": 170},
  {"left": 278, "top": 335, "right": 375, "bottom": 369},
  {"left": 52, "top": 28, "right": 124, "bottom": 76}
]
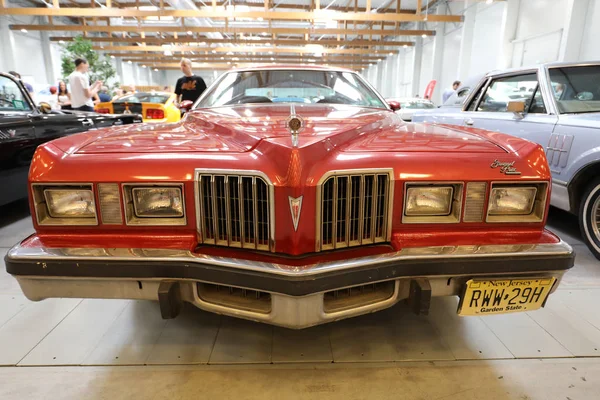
[
  {"left": 463, "top": 182, "right": 487, "bottom": 222},
  {"left": 197, "top": 171, "right": 272, "bottom": 251},
  {"left": 318, "top": 171, "right": 393, "bottom": 251}
]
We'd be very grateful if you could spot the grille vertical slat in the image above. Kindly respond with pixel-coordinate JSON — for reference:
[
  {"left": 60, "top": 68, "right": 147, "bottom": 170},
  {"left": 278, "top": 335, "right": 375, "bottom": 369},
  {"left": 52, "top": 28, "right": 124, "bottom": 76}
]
[
  {"left": 320, "top": 172, "right": 391, "bottom": 251},
  {"left": 198, "top": 172, "right": 271, "bottom": 251}
]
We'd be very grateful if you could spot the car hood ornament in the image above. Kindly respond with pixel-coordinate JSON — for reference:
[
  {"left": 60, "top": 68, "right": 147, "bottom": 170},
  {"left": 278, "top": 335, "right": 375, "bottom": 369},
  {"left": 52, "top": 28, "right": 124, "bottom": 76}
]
[
  {"left": 490, "top": 160, "right": 521, "bottom": 175},
  {"left": 286, "top": 104, "right": 305, "bottom": 147},
  {"left": 289, "top": 196, "right": 303, "bottom": 231}
]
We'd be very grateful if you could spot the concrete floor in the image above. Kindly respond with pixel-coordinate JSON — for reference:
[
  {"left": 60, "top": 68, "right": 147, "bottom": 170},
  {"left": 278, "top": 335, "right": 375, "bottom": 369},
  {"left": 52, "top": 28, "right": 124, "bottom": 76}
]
[{"left": 1, "top": 199, "right": 599, "bottom": 399}]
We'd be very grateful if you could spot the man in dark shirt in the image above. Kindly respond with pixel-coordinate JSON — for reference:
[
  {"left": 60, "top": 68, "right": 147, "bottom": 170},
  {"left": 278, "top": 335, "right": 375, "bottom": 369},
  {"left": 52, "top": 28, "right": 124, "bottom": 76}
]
[{"left": 174, "top": 58, "right": 207, "bottom": 105}]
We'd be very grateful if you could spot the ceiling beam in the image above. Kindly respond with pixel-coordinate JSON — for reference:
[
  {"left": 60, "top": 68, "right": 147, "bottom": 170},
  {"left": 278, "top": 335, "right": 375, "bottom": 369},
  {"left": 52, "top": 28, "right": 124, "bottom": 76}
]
[
  {"left": 145, "top": 62, "right": 361, "bottom": 71},
  {"left": 93, "top": 45, "right": 398, "bottom": 55},
  {"left": 50, "top": 36, "right": 415, "bottom": 47},
  {"left": 0, "top": 8, "right": 463, "bottom": 23},
  {"left": 106, "top": 53, "right": 387, "bottom": 60},
  {"left": 11, "top": 24, "right": 436, "bottom": 37}
]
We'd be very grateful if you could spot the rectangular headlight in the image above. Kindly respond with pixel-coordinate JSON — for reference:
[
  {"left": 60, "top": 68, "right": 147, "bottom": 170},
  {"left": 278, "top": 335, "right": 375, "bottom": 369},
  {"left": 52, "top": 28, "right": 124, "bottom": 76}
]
[
  {"left": 405, "top": 186, "right": 453, "bottom": 216},
  {"left": 132, "top": 187, "right": 184, "bottom": 218},
  {"left": 488, "top": 187, "right": 537, "bottom": 215},
  {"left": 44, "top": 189, "right": 96, "bottom": 218}
]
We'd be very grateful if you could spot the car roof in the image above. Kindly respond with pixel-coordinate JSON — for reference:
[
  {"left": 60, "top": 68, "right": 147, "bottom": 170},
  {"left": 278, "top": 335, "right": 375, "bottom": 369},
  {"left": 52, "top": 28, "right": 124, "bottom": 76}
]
[
  {"left": 485, "top": 61, "right": 600, "bottom": 77},
  {"left": 228, "top": 64, "right": 356, "bottom": 73}
]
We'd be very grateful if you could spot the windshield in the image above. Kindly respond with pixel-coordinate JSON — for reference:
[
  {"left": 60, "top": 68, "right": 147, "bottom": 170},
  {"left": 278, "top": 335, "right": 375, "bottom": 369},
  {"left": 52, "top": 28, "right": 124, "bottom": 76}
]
[
  {"left": 196, "top": 69, "right": 387, "bottom": 109},
  {"left": 549, "top": 66, "right": 600, "bottom": 114},
  {"left": 114, "top": 92, "right": 171, "bottom": 104},
  {"left": 0, "top": 75, "right": 32, "bottom": 112}
]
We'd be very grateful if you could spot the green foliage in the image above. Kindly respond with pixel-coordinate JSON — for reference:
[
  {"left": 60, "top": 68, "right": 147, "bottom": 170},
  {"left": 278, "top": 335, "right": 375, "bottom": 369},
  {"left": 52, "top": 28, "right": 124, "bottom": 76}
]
[{"left": 60, "top": 36, "right": 117, "bottom": 86}]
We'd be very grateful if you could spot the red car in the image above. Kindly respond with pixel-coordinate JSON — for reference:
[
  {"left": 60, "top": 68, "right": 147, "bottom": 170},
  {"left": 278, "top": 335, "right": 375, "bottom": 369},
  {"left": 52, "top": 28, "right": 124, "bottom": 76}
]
[{"left": 5, "top": 66, "right": 574, "bottom": 328}]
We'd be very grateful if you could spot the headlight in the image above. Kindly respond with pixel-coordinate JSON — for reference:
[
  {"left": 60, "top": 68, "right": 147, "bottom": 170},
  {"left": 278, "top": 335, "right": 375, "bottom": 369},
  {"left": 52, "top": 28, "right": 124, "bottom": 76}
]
[
  {"left": 44, "top": 189, "right": 96, "bottom": 218},
  {"left": 405, "top": 186, "right": 453, "bottom": 216},
  {"left": 132, "top": 187, "right": 184, "bottom": 218},
  {"left": 488, "top": 187, "right": 537, "bottom": 215}
]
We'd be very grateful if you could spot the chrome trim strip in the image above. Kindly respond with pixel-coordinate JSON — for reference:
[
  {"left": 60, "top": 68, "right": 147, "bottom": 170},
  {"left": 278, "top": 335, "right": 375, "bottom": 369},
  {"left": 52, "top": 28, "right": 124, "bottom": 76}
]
[{"left": 7, "top": 240, "right": 573, "bottom": 278}]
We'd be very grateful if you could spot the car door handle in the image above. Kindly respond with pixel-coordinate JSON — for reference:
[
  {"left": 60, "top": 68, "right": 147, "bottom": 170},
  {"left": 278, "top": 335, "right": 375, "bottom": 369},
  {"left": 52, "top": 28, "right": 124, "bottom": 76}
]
[
  {"left": 464, "top": 119, "right": 474, "bottom": 126},
  {"left": 82, "top": 119, "right": 94, "bottom": 127}
]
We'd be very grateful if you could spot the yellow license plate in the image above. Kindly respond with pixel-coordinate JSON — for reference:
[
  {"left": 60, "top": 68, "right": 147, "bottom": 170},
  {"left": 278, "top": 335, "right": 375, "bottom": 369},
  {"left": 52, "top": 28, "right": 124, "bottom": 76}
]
[{"left": 458, "top": 277, "right": 556, "bottom": 316}]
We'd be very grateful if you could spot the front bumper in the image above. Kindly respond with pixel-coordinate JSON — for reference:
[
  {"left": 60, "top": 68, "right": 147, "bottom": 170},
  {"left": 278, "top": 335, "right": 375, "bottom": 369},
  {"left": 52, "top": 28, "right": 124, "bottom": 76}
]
[{"left": 5, "top": 239, "right": 575, "bottom": 328}]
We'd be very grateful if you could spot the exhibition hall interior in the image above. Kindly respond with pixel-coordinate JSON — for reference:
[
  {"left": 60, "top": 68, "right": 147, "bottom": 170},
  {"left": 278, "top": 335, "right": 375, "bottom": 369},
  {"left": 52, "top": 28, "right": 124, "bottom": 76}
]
[{"left": 1, "top": 0, "right": 600, "bottom": 398}]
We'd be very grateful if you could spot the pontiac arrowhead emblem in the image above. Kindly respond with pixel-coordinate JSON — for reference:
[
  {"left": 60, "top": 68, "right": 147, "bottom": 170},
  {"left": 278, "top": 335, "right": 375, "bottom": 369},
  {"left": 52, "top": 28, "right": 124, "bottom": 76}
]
[{"left": 288, "top": 196, "right": 303, "bottom": 231}]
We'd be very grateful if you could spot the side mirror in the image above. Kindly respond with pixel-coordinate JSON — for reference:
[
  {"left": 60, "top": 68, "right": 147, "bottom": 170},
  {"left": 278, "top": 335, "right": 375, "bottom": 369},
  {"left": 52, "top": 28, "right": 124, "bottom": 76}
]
[
  {"left": 507, "top": 101, "right": 526, "bottom": 114},
  {"left": 179, "top": 100, "right": 194, "bottom": 113},
  {"left": 39, "top": 102, "right": 52, "bottom": 114},
  {"left": 387, "top": 100, "right": 401, "bottom": 111}
]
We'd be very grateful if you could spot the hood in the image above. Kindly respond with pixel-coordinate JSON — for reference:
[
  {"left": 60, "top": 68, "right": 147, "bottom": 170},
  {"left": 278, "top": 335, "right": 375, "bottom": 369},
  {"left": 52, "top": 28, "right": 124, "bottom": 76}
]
[
  {"left": 558, "top": 112, "right": 600, "bottom": 129},
  {"left": 73, "top": 104, "right": 506, "bottom": 154}
]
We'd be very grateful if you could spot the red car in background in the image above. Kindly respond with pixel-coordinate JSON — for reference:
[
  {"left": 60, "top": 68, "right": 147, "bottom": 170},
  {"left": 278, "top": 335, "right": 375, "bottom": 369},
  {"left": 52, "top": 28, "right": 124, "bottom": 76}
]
[{"left": 5, "top": 66, "right": 574, "bottom": 328}]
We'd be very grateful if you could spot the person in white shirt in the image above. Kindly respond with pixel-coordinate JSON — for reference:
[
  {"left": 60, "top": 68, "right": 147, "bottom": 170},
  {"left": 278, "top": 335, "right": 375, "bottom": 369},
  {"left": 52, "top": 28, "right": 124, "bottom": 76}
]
[
  {"left": 442, "top": 80, "right": 461, "bottom": 103},
  {"left": 68, "top": 58, "right": 102, "bottom": 112}
]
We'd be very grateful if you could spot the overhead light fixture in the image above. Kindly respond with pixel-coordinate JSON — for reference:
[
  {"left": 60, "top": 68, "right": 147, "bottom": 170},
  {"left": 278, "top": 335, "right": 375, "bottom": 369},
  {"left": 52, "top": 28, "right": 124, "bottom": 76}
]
[
  {"left": 268, "top": 51, "right": 274, "bottom": 54},
  {"left": 199, "top": 42, "right": 206, "bottom": 46},
  {"left": 110, "top": 55, "right": 115, "bottom": 59},
  {"left": 422, "top": 34, "right": 427, "bottom": 38},
  {"left": 227, "top": 62, "right": 231, "bottom": 65},
  {"left": 403, "top": 44, "right": 408, "bottom": 48},
  {"left": 212, "top": 50, "right": 217, "bottom": 53},
  {"left": 257, "top": 17, "right": 264, "bottom": 21},
  {"left": 221, "top": 56, "right": 225, "bottom": 60},
  {"left": 270, "top": 57, "right": 275, "bottom": 61},
  {"left": 154, "top": 68, "right": 158, "bottom": 71},
  {"left": 58, "top": 40, "right": 65, "bottom": 44},
  {"left": 486, "top": 0, "right": 493, "bottom": 3},
  {"left": 21, "top": 28, "right": 28, "bottom": 33},
  {"left": 389, "top": 52, "right": 393, "bottom": 56},
  {"left": 128, "top": 60, "right": 132, "bottom": 64},
  {"left": 307, "top": 59, "right": 316, "bottom": 63},
  {"left": 262, "top": 32, "right": 268, "bottom": 36},
  {"left": 187, "top": 30, "right": 193, "bottom": 35},
  {"left": 142, "top": 65, "right": 147, "bottom": 68}
]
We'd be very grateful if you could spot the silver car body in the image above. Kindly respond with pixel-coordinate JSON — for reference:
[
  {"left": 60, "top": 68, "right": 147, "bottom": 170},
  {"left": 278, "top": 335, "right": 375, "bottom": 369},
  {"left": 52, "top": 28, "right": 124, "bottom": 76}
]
[{"left": 412, "top": 61, "right": 600, "bottom": 216}]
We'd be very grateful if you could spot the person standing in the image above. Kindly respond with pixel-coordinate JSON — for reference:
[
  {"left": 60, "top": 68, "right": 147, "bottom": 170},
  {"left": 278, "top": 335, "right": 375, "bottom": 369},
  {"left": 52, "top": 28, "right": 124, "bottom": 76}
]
[
  {"left": 175, "top": 58, "right": 207, "bottom": 105},
  {"left": 98, "top": 86, "right": 111, "bottom": 103},
  {"left": 442, "top": 80, "right": 461, "bottom": 103},
  {"left": 57, "top": 80, "right": 71, "bottom": 109},
  {"left": 68, "top": 58, "right": 102, "bottom": 112}
]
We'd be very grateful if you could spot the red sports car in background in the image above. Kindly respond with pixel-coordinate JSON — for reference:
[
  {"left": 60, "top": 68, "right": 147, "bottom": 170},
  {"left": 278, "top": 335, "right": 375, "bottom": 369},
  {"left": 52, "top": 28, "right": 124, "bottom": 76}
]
[{"left": 5, "top": 66, "right": 574, "bottom": 328}]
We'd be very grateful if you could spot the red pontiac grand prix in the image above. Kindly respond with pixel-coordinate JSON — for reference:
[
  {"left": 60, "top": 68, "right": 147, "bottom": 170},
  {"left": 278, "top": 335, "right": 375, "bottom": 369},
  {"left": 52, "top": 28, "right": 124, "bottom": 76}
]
[{"left": 5, "top": 66, "right": 574, "bottom": 328}]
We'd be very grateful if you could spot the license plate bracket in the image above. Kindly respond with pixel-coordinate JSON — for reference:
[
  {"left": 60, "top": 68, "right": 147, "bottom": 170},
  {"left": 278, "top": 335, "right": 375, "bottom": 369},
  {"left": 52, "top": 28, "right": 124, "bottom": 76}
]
[{"left": 458, "top": 277, "right": 556, "bottom": 316}]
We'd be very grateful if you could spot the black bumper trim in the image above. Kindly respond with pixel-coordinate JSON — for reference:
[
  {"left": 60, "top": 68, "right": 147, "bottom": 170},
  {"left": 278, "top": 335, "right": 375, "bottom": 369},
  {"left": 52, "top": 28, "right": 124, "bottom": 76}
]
[{"left": 5, "top": 250, "right": 575, "bottom": 297}]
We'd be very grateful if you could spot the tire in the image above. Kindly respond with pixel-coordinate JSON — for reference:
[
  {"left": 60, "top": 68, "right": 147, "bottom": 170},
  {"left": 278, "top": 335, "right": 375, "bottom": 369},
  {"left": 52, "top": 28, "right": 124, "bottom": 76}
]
[{"left": 579, "top": 178, "right": 600, "bottom": 260}]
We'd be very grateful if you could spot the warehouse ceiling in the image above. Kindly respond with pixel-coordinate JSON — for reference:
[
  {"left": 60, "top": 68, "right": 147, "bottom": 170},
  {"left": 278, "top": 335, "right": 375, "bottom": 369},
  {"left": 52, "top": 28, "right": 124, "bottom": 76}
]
[{"left": 0, "top": 0, "right": 472, "bottom": 71}]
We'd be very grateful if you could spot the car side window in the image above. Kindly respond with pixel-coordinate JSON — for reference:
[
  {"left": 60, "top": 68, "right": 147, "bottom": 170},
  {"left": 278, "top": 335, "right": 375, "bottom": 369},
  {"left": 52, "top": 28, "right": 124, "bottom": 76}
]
[
  {"left": 476, "top": 73, "right": 538, "bottom": 113},
  {"left": 0, "top": 76, "right": 32, "bottom": 112}
]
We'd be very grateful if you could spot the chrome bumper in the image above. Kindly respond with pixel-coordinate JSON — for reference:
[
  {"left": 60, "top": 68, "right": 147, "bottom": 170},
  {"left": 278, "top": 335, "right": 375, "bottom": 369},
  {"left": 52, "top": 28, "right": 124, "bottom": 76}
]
[{"left": 5, "top": 240, "right": 575, "bottom": 328}]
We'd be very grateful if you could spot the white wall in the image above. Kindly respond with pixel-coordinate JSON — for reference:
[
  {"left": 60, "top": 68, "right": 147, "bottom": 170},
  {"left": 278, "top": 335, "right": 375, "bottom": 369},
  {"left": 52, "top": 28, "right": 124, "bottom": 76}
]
[
  {"left": 367, "top": 0, "right": 596, "bottom": 105},
  {"left": 580, "top": 0, "right": 600, "bottom": 60},
  {"left": 12, "top": 31, "right": 47, "bottom": 85}
]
